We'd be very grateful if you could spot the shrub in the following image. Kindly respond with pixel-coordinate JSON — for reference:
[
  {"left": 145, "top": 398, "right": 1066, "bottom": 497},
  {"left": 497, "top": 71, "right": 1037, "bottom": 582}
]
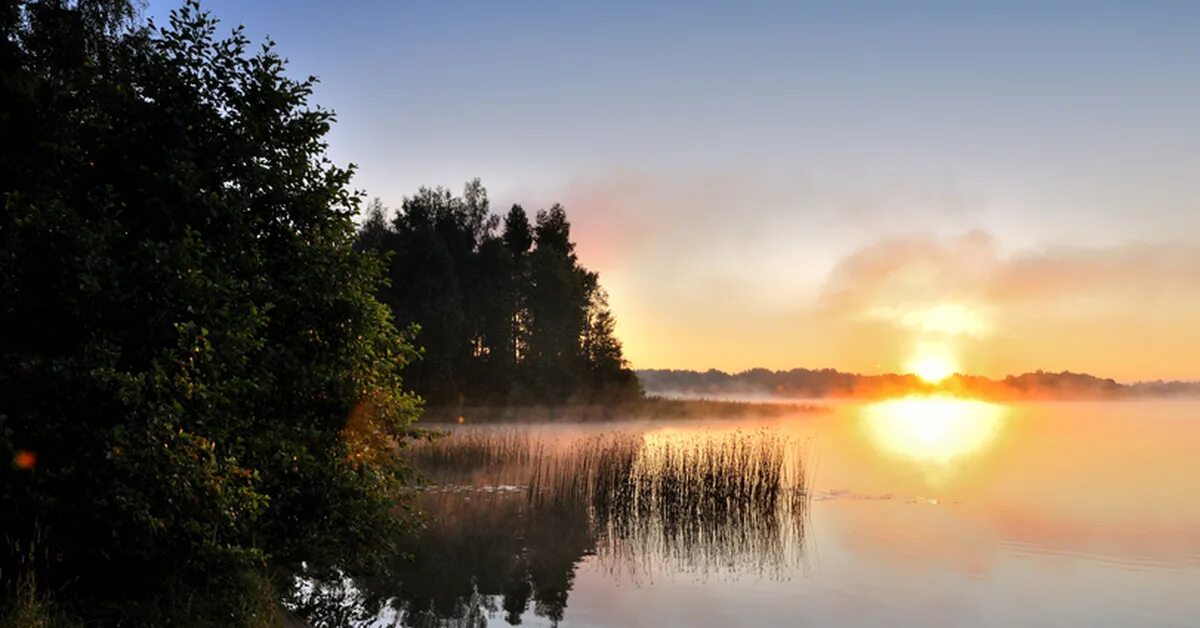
[{"left": 0, "top": 1, "right": 422, "bottom": 623}]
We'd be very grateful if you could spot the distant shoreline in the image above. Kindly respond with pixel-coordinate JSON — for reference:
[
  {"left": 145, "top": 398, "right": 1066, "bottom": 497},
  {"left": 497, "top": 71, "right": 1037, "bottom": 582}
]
[{"left": 637, "top": 368, "right": 1200, "bottom": 401}]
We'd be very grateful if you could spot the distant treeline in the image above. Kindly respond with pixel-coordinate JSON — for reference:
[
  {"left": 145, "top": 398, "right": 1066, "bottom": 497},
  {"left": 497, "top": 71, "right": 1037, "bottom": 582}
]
[
  {"left": 639, "top": 368, "right": 1200, "bottom": 400},
  {"left": 355, "top": 181, "right": 641, "bottom": 406}
]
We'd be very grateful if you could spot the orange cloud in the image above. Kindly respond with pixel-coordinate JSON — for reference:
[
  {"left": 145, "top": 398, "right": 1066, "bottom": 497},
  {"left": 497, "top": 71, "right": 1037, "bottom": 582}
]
[
  {"left": 543, "top": 171, "right": 1200, "bottom": 380},
  {"left": 810, "top": 233, "right": 1200, "bottom": 379}
]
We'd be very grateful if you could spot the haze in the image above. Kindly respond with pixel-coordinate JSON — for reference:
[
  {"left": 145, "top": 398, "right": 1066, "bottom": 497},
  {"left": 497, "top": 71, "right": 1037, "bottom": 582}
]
[{"left": 147, "top": 1, "right": 1200, "bottom": 381}]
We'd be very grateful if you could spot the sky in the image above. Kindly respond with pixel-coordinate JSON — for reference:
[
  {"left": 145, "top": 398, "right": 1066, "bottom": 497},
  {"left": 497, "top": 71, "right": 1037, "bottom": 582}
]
[{"left": 147, "top": 1, "right": 1200, "bottom": 381}]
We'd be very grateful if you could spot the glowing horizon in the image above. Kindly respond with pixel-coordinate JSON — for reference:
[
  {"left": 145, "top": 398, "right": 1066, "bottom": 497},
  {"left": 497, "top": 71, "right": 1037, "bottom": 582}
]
[
  {"left": 594, "top": 232, "right": 1200, "bottom": 381},
  {"left": 148, "top": 2, "right": 1200, "bottom": 382}
]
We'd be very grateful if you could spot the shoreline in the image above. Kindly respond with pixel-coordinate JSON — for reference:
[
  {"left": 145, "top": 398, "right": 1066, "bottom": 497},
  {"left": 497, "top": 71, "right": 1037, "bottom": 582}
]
[{"left": 418, "top": 395, "right": 829, "bottom": 423}]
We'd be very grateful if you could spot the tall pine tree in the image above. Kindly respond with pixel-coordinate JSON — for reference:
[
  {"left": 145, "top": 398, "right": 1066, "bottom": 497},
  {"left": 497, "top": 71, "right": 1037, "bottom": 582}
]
[{"left": 358, "top": 185, "right": 640, "bottom": 405}]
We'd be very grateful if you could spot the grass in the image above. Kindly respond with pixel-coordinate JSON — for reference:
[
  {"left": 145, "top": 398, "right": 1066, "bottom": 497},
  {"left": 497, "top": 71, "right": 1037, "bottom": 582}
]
[
  {"left": 0, "top": 536, "right": 76, "bottom": 628},
  {"left": 533, "top": 430, "right": 809, "bottom": 576},
  {"left": 0, "top": 576, "right": 59, "bottom": 628},
  {"left": 407, "top": 427, "right": 545, "bottom": 477},
  {"left": 407, "top": 426, "right": 810, "bottom": 579}
]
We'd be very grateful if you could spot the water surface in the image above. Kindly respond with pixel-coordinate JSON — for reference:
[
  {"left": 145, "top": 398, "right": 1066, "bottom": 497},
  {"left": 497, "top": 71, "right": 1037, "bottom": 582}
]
[{"left": 388, "top": 400, "right": 1200, "bottom": 627}]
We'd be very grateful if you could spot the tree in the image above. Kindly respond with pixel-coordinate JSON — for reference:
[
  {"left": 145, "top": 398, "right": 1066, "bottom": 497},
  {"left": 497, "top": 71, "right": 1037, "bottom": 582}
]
[
  {"left": 354, "top": 197, "right": 392, "bottom": 254},
  {"left": 503, "top": 205, "right": 534, "bottom": 370},
  {"left": 0, "top": 1, "right": 420, "bottom": 624},
  {"left": 526, "top": 207, "right": 589, "bottom": 402},
  {"left": 356, "top": 188, "right": 641, "bottom": 406},
  {"left": 582, "top": 288, "right": 642, "bottom": 401},
  {"left": 473, "top": 236, "right": 517, "bottom": 398},
  {"left": 380, "top": 183, "right": 491, "bottom": 402},
  {"left": 502, "top": 204, "right": 534, "bottom": 259}
]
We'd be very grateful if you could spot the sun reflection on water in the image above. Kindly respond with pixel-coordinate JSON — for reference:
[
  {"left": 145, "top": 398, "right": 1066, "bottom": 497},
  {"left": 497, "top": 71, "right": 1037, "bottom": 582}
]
[{"left": 859, "top": 396, "right": 1009, "bottom": 468}]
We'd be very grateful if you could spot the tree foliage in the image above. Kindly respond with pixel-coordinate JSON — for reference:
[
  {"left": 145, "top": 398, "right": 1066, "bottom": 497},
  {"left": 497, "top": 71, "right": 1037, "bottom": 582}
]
[
  {"left": 0, "top": 1, "right": 421, "bottom": 624},
  {"left": 357, "top": 185, "right": 642, "bottom": 406}
]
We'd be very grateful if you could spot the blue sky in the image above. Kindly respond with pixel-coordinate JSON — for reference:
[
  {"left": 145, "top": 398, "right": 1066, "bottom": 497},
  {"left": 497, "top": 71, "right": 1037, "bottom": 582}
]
[{"left": 145, "top": 1, "right": 1200, "bottom": 378}]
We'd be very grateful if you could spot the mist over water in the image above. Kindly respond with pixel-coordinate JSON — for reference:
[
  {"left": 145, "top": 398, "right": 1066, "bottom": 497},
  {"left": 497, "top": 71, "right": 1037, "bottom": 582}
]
[
  {"left": 12, "top": 3, "right": 1200, "bottom": 625},
  {"left": 372, "top": 400, "right": 1200, "bottom": 627}
]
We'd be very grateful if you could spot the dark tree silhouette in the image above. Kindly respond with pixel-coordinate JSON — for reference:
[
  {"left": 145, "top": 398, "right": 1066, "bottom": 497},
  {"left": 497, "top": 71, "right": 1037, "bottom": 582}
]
[
  {"left": 1, "top": 1, "right": 421, "bottom": 624},
  {"left": 357, "top": 186, "right": 641, "bottom": 406}
]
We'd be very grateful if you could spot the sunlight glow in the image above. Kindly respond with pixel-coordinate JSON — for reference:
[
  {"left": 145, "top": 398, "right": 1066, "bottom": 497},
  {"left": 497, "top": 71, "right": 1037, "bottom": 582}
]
[
  {"left": 906, "top": 352, "right": 958, "bottom": 384},
  {"left": 864, "top": 302, "right": 993, "bottom": 339},
  {"left": 859, "top": 397, "right": 1008, "bottom": 467}
]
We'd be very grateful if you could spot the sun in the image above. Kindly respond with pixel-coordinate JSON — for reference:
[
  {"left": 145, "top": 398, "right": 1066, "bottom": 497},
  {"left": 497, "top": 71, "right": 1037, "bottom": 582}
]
[{"left": 906, "top": 353, "right": 958, "bottom": 384}]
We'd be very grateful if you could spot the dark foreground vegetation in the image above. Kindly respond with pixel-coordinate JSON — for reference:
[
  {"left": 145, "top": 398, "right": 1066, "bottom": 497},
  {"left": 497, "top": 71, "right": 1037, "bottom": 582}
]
[
  {"left": 0, "top": 1, "right": 645, "bottom": 625},
  {"left": 1, "top": 1, "right": 425, "bottom": 625}
]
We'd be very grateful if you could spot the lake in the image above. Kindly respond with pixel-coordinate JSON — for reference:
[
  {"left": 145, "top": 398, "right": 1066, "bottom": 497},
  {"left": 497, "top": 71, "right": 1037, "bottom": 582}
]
[{"left": 378, "top": 399, "right": 1200, "bottom": 627}]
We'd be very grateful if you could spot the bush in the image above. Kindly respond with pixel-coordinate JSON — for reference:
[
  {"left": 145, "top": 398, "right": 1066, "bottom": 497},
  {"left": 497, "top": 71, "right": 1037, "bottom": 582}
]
[{"left": 0, "top": 1, "right": 422, "bottom": 623}]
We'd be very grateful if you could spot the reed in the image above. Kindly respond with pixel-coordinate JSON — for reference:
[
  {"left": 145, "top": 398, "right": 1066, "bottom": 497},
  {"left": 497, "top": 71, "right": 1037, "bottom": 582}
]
[
  {"left": 406, "top": 427, "right": 546, "bottom": 479},
  {"left": 524, "top": 429, "right": 809, "bottom": 578},
  {"left": 405, "top": 425, "right": 809, "bottom": 577},
  {"left": 389, "top": 426, "right": 811, "bottom": 623}
]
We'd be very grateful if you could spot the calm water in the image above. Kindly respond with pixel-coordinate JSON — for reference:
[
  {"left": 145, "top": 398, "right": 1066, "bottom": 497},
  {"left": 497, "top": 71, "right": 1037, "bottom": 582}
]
[{"left": 385, "top": 400, "right": 1200, "bottom": 627}]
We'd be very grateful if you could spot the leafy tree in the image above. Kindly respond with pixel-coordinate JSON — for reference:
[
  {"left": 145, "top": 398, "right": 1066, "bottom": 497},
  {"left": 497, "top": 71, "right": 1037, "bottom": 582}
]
[
  {"left": 354, "top": 198, "right": 392, "bottom": 254},
  {"left": 383, "top": 185, "right": 477, "bottom": 401},
  {"left": 0, "top": 1, "right": 421, "bottom": 624}
]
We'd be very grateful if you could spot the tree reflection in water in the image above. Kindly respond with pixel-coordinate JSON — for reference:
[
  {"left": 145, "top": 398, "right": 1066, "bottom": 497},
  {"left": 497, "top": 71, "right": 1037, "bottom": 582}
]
[{"left": 380, "top": 428, "right": 809, "bottom": 626}]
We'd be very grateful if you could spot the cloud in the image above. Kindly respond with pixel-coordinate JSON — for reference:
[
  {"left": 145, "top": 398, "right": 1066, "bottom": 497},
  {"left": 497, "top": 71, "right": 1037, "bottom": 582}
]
[
  {"left": 993, "top": 242, "right": 1200, "bottom": 302},
  {"left": 541, "top": 168, "right": 993, "bottom": 315},
  {"left": 524, "top": 169, "right": 1200, "bottom": 378},
  {"left": 816, "top": 231, "right": 1001, "bottom": 352},
  {"left": 819, "top": 231, "right": 1200, "bottom": 320},
  {"left": 808, "top": 232, "right": 1200, "bottom": 379},
  {"left": 863, "top": 303, "right": 994, "bottom": 339}
]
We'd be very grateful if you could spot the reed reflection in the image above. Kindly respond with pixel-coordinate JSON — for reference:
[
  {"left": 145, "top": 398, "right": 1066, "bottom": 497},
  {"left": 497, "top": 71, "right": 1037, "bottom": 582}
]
[{"left": 383, "top": 428, "right": 810, "bottom": 626}]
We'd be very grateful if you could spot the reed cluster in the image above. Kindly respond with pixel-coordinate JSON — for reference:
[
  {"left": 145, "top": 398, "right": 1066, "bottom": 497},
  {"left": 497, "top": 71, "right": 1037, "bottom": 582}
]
[
  {"left": 529, "top": 430, "right": 809, "bottom": 577},
  {"left": 392, "top": 426, "right": 811, "bottom": 623},
  {"left": 407, "top": 427, "right": 545, "bottom": 477},
  {"left": 406, "top": 425, "right": 809, "bottom": 579}
]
